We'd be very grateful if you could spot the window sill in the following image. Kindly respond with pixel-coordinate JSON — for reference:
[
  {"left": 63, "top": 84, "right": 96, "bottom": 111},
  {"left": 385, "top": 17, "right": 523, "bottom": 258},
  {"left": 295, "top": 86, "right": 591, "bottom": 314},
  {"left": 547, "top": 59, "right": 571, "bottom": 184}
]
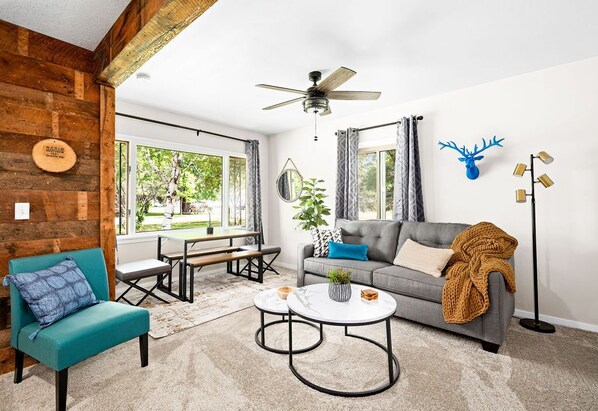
[{"left": 116, "top": 225, "right": 248, "bottom": 245}]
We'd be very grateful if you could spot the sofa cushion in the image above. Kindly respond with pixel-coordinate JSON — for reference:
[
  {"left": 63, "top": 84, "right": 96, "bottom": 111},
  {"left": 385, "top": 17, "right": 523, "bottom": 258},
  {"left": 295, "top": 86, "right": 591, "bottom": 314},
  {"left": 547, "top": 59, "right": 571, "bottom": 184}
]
[
  {"left": 393, "top": 239, "right": 454, "bottom": 278},
  {"left": 397, "top": 221, "right": 470, "bottom": 253},
  {"left": 304, "top": 257, "right": 391, "bottom": 285},
  {"left": 372, "top": 265, "right": 446, "bottom": 303},
  {"left": 336, "top": 219, "right": 400, "bottom": 263},
  {"left": 17, "top": 301, "right": 149, "bottom": 371}
]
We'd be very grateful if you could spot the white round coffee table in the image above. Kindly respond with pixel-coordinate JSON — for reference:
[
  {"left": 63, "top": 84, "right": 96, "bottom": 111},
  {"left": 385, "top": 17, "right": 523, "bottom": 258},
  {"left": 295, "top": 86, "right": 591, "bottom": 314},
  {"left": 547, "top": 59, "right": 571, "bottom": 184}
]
[
  {"left": 286, "top": 283, "right": 399, "bottom": 397},
  {"left": 253, "top": 288, "right": 322, "bottom": 354}
]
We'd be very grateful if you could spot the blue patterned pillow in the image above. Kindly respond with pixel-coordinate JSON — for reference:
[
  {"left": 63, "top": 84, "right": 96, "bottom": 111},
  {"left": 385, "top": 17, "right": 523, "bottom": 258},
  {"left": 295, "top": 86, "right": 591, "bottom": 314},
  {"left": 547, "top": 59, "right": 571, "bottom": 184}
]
[{"left": 3, "top": 257, "right": 100, "bottom": 339}]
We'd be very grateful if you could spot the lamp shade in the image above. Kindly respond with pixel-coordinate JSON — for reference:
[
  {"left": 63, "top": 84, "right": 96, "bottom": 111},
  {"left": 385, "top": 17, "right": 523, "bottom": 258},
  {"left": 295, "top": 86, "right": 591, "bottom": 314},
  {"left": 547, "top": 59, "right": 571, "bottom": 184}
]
[
  {"left": 513, "top": 163, "right": 527, "bottom": 177},
  {"left": 516, "top": 189, "right": 527, "bottom": 203},
  {"left": 537, "top": 151, "right": 554, "bottom": 164},
  {"left": 537, "top": 173, "right": 554, "bottom": 188}
]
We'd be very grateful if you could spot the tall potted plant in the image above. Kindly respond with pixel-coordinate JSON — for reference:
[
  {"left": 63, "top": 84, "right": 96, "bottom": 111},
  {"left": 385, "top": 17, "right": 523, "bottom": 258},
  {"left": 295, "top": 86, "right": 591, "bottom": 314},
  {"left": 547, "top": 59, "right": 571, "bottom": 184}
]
[{"left": 292, "top": 178, "right": 331, "bottom": 230}]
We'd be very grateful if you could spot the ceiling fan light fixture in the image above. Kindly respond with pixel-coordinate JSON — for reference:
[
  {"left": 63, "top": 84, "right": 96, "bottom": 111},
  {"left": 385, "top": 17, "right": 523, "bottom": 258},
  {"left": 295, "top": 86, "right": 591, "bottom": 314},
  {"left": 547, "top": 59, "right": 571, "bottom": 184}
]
[{"left": 303, "top": 97, "right": 329, "bottom": 114}]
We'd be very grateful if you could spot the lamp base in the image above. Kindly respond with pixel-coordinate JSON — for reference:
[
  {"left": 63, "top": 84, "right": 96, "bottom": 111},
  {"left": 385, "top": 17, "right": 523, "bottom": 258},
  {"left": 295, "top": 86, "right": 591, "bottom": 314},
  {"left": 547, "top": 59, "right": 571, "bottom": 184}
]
[{"left": 519, "top": 318, "right": 556, "bottom": 333}]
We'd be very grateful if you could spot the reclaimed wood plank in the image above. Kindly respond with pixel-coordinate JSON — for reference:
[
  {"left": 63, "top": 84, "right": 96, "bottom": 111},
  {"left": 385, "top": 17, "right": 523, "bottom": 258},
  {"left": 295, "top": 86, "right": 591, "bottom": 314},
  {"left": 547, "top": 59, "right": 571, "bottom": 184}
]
[
  {"left": 0, "top": 190, "right": 100, "bottom": 223},
  {"left": 0, "top": 82, "right": 99, "bottom": 119},
  {"left": 0, "top": 132, "right": 99, "bottom": 159},
  {"left": 0, "top": 236, "right": 100, "bottom": 273},
  {"left": 0, "top": 20, "right": 94, "bottom": 72},
  {"left": 0, "top": 171, "right": 99, "bottom": 192},
  {"left": 0, "top": 221, "right": 100, "bottom": 243},
  {"left": 100, "top": 85, "right": 116, "bottom": 300},
  {"left": 93, "top": 0, "right": 218, "bottom": 86},
  {"left": 0, "top": 51, "right": 76, "bottom": 98},
  {"left": 0, "top": 152, "right": 97, "bottom": 176},
  {"left": 0, "top": 99, "right": 52, "bottom": 137}
]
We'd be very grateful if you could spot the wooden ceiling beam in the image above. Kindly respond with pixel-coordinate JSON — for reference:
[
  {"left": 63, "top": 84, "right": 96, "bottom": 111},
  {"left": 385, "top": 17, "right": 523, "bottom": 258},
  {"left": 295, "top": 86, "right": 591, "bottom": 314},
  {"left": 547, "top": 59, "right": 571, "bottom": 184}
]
[{"left": 93, "top": 0, "right": 218, "bottom": 87}]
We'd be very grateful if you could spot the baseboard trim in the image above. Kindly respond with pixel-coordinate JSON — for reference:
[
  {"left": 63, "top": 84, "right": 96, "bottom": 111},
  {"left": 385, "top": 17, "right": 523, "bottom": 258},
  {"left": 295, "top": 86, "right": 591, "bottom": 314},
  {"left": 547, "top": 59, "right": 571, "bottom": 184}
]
[
  {"left": 514, "top": 309, "right": 598, "bottom": 333},
  {"left": 273, "top": 261, "right": 296, "bottom": 270}
]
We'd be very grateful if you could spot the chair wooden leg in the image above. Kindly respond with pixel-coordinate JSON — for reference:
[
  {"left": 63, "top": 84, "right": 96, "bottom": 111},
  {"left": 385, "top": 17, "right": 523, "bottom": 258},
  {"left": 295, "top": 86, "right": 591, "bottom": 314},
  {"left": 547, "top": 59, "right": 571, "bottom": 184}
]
[
  {"left": 56, "top": 368, "right": 68, "bottom": 411},
  {"left": 14, "top": 349, "right": 24, "bottom": 384},
  {"left": 139, "top": 333, "right": 149, "bottom": 367}
]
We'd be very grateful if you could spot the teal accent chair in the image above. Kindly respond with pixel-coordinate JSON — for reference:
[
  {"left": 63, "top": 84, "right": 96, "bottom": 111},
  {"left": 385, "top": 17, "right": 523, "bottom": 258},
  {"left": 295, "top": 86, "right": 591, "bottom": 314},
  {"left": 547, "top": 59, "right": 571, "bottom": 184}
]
[{"left": 8, "top": 248, "right": 150, "bottom": 411}]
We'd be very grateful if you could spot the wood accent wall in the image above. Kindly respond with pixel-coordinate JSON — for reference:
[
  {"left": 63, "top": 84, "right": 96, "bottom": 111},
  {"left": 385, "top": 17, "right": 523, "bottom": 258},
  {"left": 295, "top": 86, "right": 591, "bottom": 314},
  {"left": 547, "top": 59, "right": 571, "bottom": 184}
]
[{"left": 0, "top": 20, "right": 115, "bottom": 374}]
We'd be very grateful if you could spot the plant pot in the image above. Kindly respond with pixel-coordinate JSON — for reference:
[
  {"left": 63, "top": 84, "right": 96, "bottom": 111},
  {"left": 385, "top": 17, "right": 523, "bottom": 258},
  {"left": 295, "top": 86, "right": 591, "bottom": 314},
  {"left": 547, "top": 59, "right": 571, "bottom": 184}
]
[
  {"left": 329, "top": 283, "right": 352, "bottom": 302},
  {"left": 206, "top": 226, "right": 214, "bottom": 235}
]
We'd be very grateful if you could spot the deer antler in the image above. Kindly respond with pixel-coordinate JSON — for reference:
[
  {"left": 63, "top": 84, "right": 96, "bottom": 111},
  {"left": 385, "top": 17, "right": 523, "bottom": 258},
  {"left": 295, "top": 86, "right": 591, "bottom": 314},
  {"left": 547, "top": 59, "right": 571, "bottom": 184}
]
[
  {"left": 438, "top": 140, "right": 468, "bottom": 157},
  {"left": 470, "top": 136, "right": 505, "bottom": 156}
]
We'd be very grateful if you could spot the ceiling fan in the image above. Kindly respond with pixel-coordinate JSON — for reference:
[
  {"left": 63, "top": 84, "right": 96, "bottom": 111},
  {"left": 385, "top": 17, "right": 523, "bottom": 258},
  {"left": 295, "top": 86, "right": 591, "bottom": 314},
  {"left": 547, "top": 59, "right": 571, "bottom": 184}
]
[{"left": 256, "top": 67, "right": 381, "bottom": 116}]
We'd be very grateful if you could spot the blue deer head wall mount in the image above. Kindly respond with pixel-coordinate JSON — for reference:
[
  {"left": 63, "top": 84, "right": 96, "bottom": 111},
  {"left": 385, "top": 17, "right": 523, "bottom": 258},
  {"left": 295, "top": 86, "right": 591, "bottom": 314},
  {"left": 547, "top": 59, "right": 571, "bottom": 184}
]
[{"left": 438, "top": 136, "right": 505, "bottom": 180}]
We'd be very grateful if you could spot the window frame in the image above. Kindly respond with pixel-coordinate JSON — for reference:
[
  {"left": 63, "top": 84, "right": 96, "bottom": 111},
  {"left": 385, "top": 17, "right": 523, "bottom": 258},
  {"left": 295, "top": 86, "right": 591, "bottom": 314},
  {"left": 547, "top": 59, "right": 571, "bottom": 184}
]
[
  {"left": 116, "top": 133, "right": 248, "bottom": 242},
  {"left": 115, "top": 140, "right": 129, "bottom": 235},
  {"left": 358, "top": 144, "right": 395, "bottom": 220}
]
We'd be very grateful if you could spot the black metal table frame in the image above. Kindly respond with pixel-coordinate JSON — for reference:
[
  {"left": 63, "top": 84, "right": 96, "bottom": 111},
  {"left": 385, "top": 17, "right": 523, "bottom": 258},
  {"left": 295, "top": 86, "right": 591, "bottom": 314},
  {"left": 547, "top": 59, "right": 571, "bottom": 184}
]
[
  {"left": 156, "top": 231, "right": 263, "bottom": 302},
  {"left": 288, "top": 309, "right": 400, "bottom": 397},
  {"left": 255, "top": 307, "right": 323, "bottom": 354}
]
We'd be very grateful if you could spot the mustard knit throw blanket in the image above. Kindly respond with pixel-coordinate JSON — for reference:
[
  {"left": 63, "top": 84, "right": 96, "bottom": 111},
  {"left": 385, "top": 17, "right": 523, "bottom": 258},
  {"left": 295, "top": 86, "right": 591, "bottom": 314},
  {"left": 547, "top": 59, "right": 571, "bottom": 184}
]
[{"left": 442, "top": 222, "right": 518, "bottom": 324}]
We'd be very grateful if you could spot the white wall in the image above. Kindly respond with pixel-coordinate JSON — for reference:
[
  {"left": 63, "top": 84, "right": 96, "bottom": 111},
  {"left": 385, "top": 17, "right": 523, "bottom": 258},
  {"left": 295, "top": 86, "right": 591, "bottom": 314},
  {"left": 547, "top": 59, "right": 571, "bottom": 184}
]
[
  {"left": 115, "top": 100, "right": 269, "bottom": 264},
  {"left": 268, "top": 57, "right": 598, "bottom": 329}
]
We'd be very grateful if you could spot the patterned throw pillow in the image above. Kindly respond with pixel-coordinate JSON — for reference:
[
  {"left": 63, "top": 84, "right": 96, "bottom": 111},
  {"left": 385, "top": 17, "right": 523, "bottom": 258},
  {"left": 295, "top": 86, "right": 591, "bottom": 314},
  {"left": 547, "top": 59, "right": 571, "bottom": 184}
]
[
  {"left": 311, "top": 228, "right": 343, "bottom": 257},
  {"left": 3, "top": 257, "right": 100, "bottom": 339}
]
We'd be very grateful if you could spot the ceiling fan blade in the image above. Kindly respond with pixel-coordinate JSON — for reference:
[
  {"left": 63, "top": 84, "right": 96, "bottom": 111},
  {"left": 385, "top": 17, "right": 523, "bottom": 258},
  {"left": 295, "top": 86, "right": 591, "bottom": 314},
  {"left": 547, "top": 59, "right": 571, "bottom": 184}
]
[
  {"left": 315, "top": 67, "right": 356, "bottom": 93},
  {"left": 262, "top": 97, "right": 304, "bottom": 110},
  {"left": 256, "top": 84, "right": 306, "bottom": 95},
  {"left": 319, "top": 106, "right": 332, "bottom": 116},
  {"left": 327, "top": 91, "right": 381, "bottom": 100}
]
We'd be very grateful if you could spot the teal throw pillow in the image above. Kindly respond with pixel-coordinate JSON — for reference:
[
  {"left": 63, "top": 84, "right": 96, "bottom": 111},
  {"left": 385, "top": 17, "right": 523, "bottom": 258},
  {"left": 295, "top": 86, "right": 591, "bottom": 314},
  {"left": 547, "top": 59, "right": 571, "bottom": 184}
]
[{"left": 328, "top": 241, "right": 368, "bottom": 261}]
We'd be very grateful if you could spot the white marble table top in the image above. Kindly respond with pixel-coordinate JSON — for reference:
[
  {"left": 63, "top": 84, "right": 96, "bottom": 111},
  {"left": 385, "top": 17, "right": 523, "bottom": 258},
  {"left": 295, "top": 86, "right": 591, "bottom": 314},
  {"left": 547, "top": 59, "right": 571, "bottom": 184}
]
[
  {"left": 286, "top": 283, "right": 397, "bottom": 325},
  {"left": 254, "top": 288, "right": 290, "bottom": 314}
]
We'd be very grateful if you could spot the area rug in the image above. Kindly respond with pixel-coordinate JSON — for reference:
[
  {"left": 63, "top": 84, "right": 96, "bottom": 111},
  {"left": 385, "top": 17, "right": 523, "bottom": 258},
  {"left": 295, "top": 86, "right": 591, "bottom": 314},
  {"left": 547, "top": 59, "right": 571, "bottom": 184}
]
[{"left": 124, "top": 267, "right": 296, "bottom": 339}]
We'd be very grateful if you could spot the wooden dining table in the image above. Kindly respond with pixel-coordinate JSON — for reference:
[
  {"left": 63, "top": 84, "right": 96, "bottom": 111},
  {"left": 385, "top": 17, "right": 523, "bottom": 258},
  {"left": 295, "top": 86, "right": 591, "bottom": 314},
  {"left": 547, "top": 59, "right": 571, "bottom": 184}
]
[{"left": 157, "top": 228, "right": 262, "bottom": 302}]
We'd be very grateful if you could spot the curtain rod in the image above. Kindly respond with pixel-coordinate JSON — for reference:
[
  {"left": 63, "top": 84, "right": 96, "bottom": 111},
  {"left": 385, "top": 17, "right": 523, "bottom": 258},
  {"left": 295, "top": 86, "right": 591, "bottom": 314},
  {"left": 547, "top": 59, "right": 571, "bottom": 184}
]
[
  {"left": 357, "top": 115, "right": 424, "bottom": 132},
  {"left": 115, "top": 112, "right": 249, "bottom": 143}
]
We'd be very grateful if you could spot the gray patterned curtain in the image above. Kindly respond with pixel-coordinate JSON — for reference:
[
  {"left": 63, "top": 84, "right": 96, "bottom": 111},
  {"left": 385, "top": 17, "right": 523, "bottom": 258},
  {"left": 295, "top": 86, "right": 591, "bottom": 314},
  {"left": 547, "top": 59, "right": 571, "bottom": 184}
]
[
  {"left": 335, "top": 128, "right": 359, "bottom": 220},
  {"left": 245, "top": 140, "right": 263, "bottom": 244},
  {"left": 393, "top": 116, "right": 425, "bottom": 222}
]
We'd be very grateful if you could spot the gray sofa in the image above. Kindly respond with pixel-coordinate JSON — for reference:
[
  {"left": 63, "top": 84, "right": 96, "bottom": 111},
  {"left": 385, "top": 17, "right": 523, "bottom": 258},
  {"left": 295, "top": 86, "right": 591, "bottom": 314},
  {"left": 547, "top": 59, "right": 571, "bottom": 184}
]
[{"left": 297, "top": 219, "right": 515, "bottom": 353}]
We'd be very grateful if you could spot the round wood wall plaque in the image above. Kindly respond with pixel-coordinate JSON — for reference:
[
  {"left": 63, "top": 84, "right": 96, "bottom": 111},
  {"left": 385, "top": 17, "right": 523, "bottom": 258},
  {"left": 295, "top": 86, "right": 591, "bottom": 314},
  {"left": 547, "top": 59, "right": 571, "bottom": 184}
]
[{"left": 32, "top": 139, "right": 77, "bottom": 173}]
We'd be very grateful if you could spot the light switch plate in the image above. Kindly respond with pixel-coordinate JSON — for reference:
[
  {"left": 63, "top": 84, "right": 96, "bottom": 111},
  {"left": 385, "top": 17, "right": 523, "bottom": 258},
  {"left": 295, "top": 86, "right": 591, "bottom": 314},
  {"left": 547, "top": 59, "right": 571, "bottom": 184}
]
[{"left": 15, "top": 203, "right": 30, "bottom": 220}]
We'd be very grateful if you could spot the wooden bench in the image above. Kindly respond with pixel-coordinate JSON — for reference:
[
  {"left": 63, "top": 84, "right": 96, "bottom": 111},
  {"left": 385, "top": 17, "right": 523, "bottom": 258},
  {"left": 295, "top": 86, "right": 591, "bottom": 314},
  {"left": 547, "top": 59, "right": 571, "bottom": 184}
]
[
  {"left": 160, "top": 246, "right": 240, "bottom": 262},
  {"left": 185, "top": 250, "right": 263, "bottom": 302},
  {"left": 159, "top": 246, "right": 240, "bottom": 292}
]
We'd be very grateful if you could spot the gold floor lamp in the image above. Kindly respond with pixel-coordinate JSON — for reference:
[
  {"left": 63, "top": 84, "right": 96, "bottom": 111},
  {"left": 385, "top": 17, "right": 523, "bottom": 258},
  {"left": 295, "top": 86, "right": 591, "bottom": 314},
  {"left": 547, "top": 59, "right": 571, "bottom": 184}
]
[{"left": 513, "top": 151, "right": 555, "bottom": 333}]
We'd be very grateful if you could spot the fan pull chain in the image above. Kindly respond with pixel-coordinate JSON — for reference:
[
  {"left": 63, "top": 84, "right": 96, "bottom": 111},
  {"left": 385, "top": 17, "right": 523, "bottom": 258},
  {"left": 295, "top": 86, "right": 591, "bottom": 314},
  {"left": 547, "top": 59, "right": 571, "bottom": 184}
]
[{"left": 314, "top": 111, "right": 318, "bottom": 142}]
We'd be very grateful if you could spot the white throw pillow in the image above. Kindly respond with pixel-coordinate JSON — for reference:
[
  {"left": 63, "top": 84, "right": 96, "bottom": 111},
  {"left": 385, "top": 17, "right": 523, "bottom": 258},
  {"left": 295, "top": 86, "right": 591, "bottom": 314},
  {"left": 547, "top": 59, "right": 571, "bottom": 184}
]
[
  {"left": 311, "top": 228, "right": 343, "bottom": 257},
  {"left": 393, "top": 239, "right": 454, "bottom": 277}
]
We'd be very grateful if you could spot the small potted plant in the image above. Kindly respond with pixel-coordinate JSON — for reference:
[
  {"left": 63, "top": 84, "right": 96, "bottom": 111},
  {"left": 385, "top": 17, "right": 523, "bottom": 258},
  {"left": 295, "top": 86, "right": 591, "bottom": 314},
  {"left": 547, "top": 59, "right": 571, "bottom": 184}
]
[
  {"left": 198, "top": 201, "right": 214, "bottom": 234},
  {"left": 328, "top": 268, "right": 352, "bottom": 302}
]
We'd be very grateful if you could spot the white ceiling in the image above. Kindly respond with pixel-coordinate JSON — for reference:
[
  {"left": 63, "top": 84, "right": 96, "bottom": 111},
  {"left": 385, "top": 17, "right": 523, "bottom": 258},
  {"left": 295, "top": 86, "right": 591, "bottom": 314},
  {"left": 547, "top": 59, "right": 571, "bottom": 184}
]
[
  {"left": 0, "top": 0, "right": 129, "bottom": 50},
  {"left": 116, "top": 0, "right": 598, "bottom": 135},
  {"left": 4, "top": 1, "right": 596, "bottom": 134}
]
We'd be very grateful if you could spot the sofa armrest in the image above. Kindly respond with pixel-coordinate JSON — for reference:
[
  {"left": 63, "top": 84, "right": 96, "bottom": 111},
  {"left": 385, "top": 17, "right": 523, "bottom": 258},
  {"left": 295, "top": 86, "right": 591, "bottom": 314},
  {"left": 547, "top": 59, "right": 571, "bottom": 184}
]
[
  {"left": 481, "top": 257, "right": 515, "bottom": 346},
  {"left": 297, "top": 243, "right": 314, "bottom": 287}
]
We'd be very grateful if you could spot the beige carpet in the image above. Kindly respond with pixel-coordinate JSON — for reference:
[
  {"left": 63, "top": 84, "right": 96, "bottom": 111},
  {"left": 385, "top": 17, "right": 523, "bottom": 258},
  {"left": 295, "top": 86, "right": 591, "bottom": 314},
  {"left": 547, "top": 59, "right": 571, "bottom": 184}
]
[{"left": 1, "top": 268, "right": 597, "bottom": 410}]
